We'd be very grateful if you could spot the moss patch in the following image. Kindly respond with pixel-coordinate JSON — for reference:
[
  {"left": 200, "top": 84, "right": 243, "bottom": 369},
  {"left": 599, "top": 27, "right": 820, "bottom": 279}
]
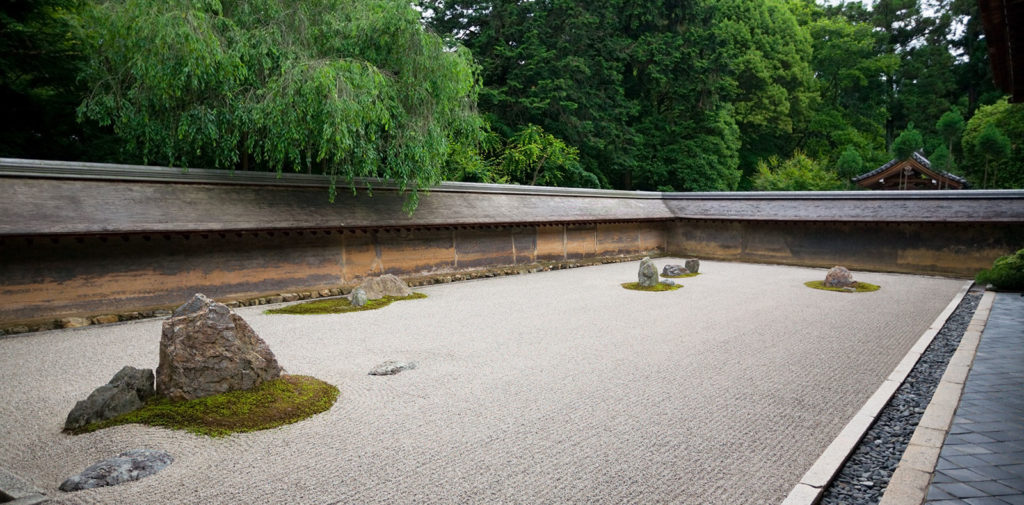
[
  {"left": 804, "top": 280, "right": 881, "bottom": 293},
  {"left": 621, "top": 282, "right": 682, "bottom": 292},
  {"left": 70, "top": 375, "right": 339, "bottom": 437},
  {"left": 661, "top": 272, "right": 701, "bottom": 279},
  {"left": 265, "top": 292, "right": 427, "bottom": 315}
]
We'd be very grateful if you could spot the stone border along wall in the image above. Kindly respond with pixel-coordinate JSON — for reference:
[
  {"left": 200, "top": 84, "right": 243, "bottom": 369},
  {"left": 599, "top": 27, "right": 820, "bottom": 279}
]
[{"left": 1, "top": 158, "right": 1023, "bottom": 335}]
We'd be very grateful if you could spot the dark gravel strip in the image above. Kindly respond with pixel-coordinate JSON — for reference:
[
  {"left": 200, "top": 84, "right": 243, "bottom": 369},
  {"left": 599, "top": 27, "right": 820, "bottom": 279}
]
[{"left": 819, "top": 291, "right": 982, "bottom": 505}]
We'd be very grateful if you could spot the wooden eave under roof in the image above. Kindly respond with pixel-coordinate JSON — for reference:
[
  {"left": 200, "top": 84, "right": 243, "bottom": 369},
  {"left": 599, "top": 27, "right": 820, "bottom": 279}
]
[
  {"left": 851, "top": 153, "right": 968, "bottom": 190},
  {"left": 979, "top": 0, "right": 1024, "bottom": 102}
]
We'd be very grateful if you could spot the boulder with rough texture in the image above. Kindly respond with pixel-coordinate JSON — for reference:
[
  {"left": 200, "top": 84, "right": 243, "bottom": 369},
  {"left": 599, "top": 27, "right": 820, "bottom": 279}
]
[
  {"left": 638, "top": 257, "right": 658, "bottom": 287},
  {"left": 357, "top": 274, "right": 413, "bottom": 300},
  {"left": 662, "top": 279, "right": 676, "bottom": 286},
  {"left": 824, "top": 266, "right": 855, "bottom": 288},
  {"left": 662, "top": 264, "right": 688, "bottom": 277},
  {"left": 64, "top": 366, "right": 155, "bottom": 431},
  {"left": 156, "top": 294, "right": 282, "bottom": 401},
  {"left": 350, "top": 287, "right": 368, "bottom": 308},
  {"left": 60, "top": 449, "right": 173, "bottom": 492},
  {"left": 684, "top": 258, "right": 700, "bottom": 274},
  {"left": 369, "top": 361, "right": 417, "bottom": 376}
]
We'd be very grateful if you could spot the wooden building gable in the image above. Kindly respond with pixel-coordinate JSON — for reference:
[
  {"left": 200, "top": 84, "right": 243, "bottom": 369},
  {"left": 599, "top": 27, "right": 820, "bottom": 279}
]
[{"left": 851, "top": 152, "right": 969, "bottom": 190}]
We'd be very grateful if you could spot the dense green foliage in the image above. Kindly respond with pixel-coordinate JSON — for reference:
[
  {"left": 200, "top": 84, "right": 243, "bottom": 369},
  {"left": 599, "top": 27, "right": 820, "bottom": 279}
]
[
  {"left": 961, "top": 100, "right": 1024, "bottom": 189},
  {"left": 2, "top": 0, "right": 1020, "bottom": 196},
  {"left": 975, "top": 249, "right": 1024, "bottom": 291},
  {"left": 73, "top": 0, "right": 481, "bottom": 207},
  {"left": 751, "top": 151, "right": 845, "bottom": 191},
  {"left": 71, "top": 375, "right": 339, "bottom": 437},
  {"left": 266, "top": 292, "right": 426, "bottom": 315}
]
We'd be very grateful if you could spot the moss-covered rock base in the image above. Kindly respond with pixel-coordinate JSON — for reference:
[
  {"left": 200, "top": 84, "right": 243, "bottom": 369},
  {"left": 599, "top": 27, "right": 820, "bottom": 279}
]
[
  {"left": 661, "top": 272, "right": 701, "bottom": 279},
  {"left": 621, "top": 282, "right": 682, "bottom": 292},
  {"left": 266, "top": 293, "right": 427, "bottom": 315},
  {"left": 70, "top": 375, "right": 339, "bottom": 437},
  {"left": 804, "top": 280, "right": 881, "bottom": 293}
]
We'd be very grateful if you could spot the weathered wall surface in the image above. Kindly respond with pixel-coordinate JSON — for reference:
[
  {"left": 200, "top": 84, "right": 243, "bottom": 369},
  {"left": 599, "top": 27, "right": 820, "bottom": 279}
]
[
  {"left": 667, "top": 220, "right": 1024, "bottom": 277},
  {"left": 0, "top": 223, "right": 666, "bottom": 326},
  {"left": 2, "top": 158, "right": 1023, "bottom": 331}
]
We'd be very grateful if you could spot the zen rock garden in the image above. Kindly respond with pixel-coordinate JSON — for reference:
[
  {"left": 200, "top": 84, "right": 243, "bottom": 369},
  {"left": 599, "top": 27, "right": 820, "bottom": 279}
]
[{"left": 622, "top": 256, "right": 699, "bottom": 291}]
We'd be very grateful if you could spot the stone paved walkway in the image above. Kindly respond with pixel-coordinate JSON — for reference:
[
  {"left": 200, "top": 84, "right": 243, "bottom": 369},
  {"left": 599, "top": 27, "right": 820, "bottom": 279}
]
[{"left": 926, "top": 292, "right": 1024, "bottom": 505}]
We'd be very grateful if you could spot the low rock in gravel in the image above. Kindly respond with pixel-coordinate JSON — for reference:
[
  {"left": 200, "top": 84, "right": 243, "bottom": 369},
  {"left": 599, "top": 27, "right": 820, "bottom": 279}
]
[
  {"left": 60, "top": 449, "right": 173, "bottom": 492},
  {"left": 369, "top": 361, "right": 417, "bottom": 376},
  {"left": 351, "top": 287, "right": 368, "bottom": 307},
  {"left": 357, "top": 274, "right": 412, "bottom": 300},
  {"left": 662, "top": 264, "right": 688, "bottom": 277},
  {"left": 64, "top": 366, "right": 154, "bottom": 431},
  {"left": 824, "top": 266, "right": 855, "bottom": 288}
]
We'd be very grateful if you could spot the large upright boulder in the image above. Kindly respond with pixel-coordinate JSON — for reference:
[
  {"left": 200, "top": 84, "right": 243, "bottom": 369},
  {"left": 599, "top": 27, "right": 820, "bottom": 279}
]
[
  {"left": 156, "top": 294, "right": 282, "bottom": 401},
  {"left": 357, "top": 274, "right": 413, "bottom": 300},
  {"left": 824, "top": 266, "right": 855, "bottom": 288},
  {"left": 64, "top": 366, "right": 154, "bottom": 431},
  {"left": 638, "top": 257, "right": 658, "bottom": 287}
]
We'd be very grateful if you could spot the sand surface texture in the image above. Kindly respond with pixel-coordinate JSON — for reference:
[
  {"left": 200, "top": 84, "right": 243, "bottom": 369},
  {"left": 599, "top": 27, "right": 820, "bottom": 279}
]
[{"left": 0, "top": 260, "right": 966, "bottom": 504}]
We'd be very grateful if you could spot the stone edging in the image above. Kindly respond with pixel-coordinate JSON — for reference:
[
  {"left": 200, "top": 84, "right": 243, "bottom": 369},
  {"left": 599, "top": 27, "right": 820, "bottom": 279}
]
[
  {"left": 781, "top": 280, "right": 975, "bottom": 505},
  {"left": 0, "top": 467, "right": 48, "bottom": 504},
  {"left": 876, "top": 290, "right": 996, "bottom": 505}
]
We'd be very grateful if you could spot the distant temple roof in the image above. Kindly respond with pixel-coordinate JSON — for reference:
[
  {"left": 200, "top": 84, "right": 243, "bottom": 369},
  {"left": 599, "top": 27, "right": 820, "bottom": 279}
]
[{"left": 851, "top": 152, "right": 969, "bottom": 190}]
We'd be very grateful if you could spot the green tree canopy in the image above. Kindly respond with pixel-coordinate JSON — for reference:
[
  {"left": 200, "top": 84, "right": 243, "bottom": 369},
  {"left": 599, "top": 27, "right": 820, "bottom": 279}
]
[
  {"left": 962, "top": 99, "right": 1023, "bottom": 189},
  {"left": 751, "top": 151, "right": 844, "bottom": 191},
  {"left": 892, "top": 123, "right": 924, "bottom": 160},
  {"left": 75, "top": 0, "right": 482, "bottom": 208},
  {"left": 935, "top": 108, "right": 965, "bottom": 171}
]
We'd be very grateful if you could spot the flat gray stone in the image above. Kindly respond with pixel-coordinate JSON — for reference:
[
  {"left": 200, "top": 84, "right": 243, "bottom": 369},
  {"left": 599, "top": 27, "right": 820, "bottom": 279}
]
[
  {"left": 369, "top": 361, "right": 417, "bottom": 376},
  {"left": 60, "top": 449, "right": 173, "bottom": 492}
]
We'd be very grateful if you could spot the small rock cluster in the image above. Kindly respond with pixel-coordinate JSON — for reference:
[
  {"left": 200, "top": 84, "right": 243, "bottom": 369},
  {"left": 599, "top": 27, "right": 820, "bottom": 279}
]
[{"left": 661, "top": 259, "right": 700, "bottom": 277}]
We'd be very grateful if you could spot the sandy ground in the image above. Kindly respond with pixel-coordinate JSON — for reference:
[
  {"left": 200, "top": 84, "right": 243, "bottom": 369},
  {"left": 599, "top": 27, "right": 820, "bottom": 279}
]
[{"left": 0, "top": 259, "right": 967, "bottom": 504}]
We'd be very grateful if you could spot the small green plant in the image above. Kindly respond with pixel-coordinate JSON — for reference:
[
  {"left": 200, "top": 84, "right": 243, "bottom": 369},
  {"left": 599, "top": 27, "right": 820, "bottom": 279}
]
[
  {"left": 976, "top": 249, "right": 1024, "bottom": 291},
  {"left": 804, "top": 281, "right": 880, "bottom": 293},
  {"left": 661, "top": 272, "right": 701, "bottom": 279},
  {"left": 70, "top": 375, "right": 339, "bottom": 437},
  {"left": 266, "top": 292, "right": 427, "bottom": 315},
  {"left": 621, "top": 282, "right": 682, "bottom": 292}
]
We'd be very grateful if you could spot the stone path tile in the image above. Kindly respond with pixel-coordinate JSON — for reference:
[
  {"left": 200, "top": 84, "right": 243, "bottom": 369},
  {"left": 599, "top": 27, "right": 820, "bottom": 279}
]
[{"left": 926, "top": 293, "right": 1024, "bottom": 505}]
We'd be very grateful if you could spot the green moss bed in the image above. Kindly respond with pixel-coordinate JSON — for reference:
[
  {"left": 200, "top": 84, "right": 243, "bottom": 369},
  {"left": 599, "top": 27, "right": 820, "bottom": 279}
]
[
  {"left": 621, "top": 282, "right": 682, "bottom": 292},
  {"left": 69, "top": 375, "right": 339, "bottom": 437},
  {"left": 265, "top": 292, "right": 427, "bottom": 315},
  {"left": 661, "top": 272, "right": 701, "bottom": 279},
  {"left": 804, "top": 280, "right": 881, "bottom": 293}
]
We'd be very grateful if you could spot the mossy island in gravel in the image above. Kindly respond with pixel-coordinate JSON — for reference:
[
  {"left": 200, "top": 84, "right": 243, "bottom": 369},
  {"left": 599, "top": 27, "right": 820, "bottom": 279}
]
[
  {"left": 804, "top": 280, "right": 880, "bottom": 293},
  {"left": 661, "top": 272, "right": 700, "bottom": 279},
  {"left": 70, "top": 375, "right": 338, "bottom": 437},
  {"left": 266, "top": 292, "right": 427, "bottom": 315},
  {"left": 621, "top": 282, "right": 682, "bottom": 292}
]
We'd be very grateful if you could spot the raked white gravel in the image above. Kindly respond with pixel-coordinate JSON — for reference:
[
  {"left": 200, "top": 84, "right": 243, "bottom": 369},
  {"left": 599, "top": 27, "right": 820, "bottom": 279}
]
[{"left": 0, "top": 259, "right": 967, "bottom": 504}]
